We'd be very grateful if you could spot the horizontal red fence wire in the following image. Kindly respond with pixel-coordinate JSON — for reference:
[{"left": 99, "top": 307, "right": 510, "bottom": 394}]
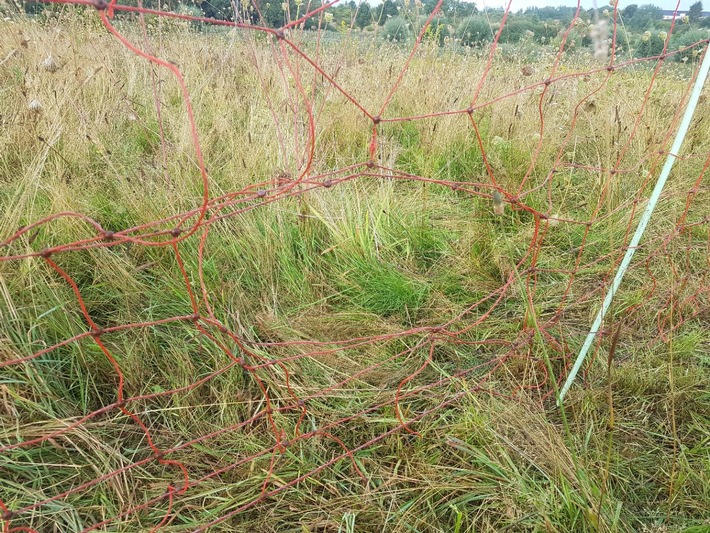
[{"left": 1, "top": 0, "right": 709, "bottom": 530}]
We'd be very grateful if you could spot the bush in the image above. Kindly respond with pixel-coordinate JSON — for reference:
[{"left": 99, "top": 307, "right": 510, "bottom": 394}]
[
  {"left": 456, "top": 16, "right": 493, "bottom": 47},
  {"left": 498, "top": 16, "right": 542, "bottom": 44},
  {"left": 382, "top": 16, "right": 412, "bottom": 43},
  {"left": 420, "top": 17, "right": 451, "bottom": 46},
  {"left": 671, "top": 29, "right": 708, "bottom": 62},
  {"left": 634, "top": 29, "right": 667, "bottom": 58}
]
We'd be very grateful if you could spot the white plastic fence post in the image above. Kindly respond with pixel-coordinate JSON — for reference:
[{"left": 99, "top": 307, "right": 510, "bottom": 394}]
[{"left": 558, "top": 45, "right": 710, "bottom": 404}]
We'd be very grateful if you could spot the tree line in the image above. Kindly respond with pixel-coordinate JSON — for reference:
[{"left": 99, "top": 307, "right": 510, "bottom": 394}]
[{"left": 13, "top": 0, "right": 709, "bottom": 60}]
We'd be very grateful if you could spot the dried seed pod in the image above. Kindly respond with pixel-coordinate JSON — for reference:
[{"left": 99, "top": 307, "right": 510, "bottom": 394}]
[
  {"left": 42, "top": 55, "right": 60, "bottom": 73},
  {"left": 28, "top": 99, "right": 43, "bottom": 113},
  {"left": 492, "top": 190, "right": 505, "bottom": 216}
]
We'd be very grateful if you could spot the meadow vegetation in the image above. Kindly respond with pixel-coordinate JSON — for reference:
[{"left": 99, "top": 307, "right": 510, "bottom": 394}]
[{"left": 0, "top": 9, "right": 709, "bottom": 532}]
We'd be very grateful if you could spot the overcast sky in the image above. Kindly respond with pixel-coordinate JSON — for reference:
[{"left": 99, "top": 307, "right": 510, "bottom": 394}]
[{"left": 474, "top": 0, "right": 698, "bottom": 11}]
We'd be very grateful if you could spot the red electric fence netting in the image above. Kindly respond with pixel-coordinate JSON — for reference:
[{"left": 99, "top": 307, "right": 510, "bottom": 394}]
[{"left": 0, "top": 0, "right": 709, "bottom": 530}]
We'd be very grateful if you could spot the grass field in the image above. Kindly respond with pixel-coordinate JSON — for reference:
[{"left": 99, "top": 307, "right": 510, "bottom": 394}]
[{"left": 1, "top": 10, "right": 709, "bottom": 532}]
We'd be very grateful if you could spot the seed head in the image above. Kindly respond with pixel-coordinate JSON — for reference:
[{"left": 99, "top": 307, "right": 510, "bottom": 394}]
[
  {"left": 590, "top": 20, "right": 609, "bottom": 60},
  {"left": 28, "top": 99, "right": 43, "bottom": 113},
  {"left": 42, "top": 55, "right": 60, "bottom": 73},
  {"left": 492, "top": 190, "right": 505, "bottom": 216}
]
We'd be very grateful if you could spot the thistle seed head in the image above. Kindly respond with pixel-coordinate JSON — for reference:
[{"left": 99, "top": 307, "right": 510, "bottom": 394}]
[
  {"left": 492, "top": 190, "right": 505, "bottom": 216},
  {"left": 28, "top": 99, "right": 43, "bottom": 113},
  {"left": 42, "top": 55, "right": 60, "bottom": 73}
]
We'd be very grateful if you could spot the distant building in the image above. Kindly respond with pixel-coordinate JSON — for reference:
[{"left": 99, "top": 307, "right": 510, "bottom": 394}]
[{"left": 661, "top": 9, "right": 710, "bottom": 20}]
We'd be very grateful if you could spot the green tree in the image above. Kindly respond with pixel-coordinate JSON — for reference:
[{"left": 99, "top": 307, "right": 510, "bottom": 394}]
[
  {"left": 260, "top": 0, "right": 288, "bottom": 27},
  {"left": 688, "top": 1, "right": 703, "bottom": 22},
  {"left": 421, "top": 0, "right": 441, "bottom": 15},
  {"left": 355, "top": 2, "right": 372, "bottom": 27},
  {"left": 442, "top": 0, "right": 477, "bottom": 21},
  {"left": 374, "top": 0, "right": 398, "bottom": 24},
  {"left": 198, "top": 0, "right": 235, "bottom": 20},
  {"left": 523, "top": 5, "right": 577, "bottom": 23},
  {"left": 621, "top": 4, "right": 638, "bottom": 19},
  {"left": 626, "top": 3, "right": 662, "bottom": 30}
]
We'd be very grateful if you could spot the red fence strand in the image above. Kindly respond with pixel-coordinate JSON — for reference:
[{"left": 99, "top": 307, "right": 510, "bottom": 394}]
[{"left": 1, "top": 0, "right": 709, "bottom": 530}]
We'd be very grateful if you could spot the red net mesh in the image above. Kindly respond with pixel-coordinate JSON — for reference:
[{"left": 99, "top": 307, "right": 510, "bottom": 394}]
[{"left": 1, "top": 0, "right": 709, "bottom": 530}]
